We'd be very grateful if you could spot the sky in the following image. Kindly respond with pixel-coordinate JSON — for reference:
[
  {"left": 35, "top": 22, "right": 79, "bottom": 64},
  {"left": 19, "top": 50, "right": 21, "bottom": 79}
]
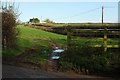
[
  {"left": 1, "top": 0, "right": 120, "bottom": 2},
  {"left": 17, "top": 2, "right": 119, "bottom": 23}
]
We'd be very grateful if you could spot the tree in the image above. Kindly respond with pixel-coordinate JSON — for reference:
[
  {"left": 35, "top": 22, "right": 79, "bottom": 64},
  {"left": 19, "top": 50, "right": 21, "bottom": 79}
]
[
  {"left": 2, "top": 2, "right": 20, "bottom": 48},
  {"left": 29, "top": 18, "right": 40, "bottom": 23},
  {"left": 44, "top": 18, "right": 54, "bottom": 23},
  {"left": 34, "top": 18, "right": 40, "bottom": 23}
]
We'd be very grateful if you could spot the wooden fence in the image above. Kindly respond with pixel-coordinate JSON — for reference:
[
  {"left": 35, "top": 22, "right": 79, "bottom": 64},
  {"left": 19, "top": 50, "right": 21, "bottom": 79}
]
[{"left": 66, "top": 25, "right": 120, "bottom": 52}]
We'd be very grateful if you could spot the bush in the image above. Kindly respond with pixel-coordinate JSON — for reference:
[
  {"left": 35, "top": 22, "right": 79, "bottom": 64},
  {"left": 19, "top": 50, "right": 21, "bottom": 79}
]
[
  {"left": 2, "top": 12, "right": 17, "bottom": 48},
  {"left": 59, "top": 61, "right": 73, "bottom": 71},
  {"left": 2, "top": 4, "right": 19, "bottom": 49},
  {"left": 60, "top": 45, "right": 120, "bottom": 77}
]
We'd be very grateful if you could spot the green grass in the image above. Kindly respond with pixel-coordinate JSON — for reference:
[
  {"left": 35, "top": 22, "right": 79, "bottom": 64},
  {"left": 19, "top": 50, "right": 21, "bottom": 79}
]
[
  {"left": 16, "top": 25, "right": 66, "bottom": 64},
  {"left": 16, "top": 24, "right": 67, "bottom": 54},
  {"left": 17, "top": 25, "right": 67, "bottom": 46},
  {"left": 3, "top": 25, "right": 67, "bottom": 57},
  {"left": 16, "top": 25, "right": 119, "bottom": 48},
  {"left": 43, "top": 23, "right": 65, "bottom": 27},
  {"left": 40, "top": 23, "right": 118, "bottom": 28},
  {"left": 3, "top": 24, "right": 119, "bottom": 57},
  {"left": 26, "top": 46, "right": 51, "bottom": 65},
  {"left": 71, "top": 37, "right": 119, "bottom": 46}
]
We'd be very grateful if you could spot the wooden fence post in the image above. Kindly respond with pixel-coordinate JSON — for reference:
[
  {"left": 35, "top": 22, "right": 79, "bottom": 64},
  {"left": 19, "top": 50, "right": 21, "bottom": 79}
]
[
  {"left": 104, "top": 27, "right": 107, "bottom": 52},
  {"left": 67, "top": 25, "right": 72, "bottom": 50}
]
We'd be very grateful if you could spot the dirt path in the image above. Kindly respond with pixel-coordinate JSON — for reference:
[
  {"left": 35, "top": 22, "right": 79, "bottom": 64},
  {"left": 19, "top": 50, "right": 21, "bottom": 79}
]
[
  {"left": 2, "top": 46, "right": 58, "bottom": 71},
  {"left": 3, "top": 64, "right": 113, "bottom": 79}
]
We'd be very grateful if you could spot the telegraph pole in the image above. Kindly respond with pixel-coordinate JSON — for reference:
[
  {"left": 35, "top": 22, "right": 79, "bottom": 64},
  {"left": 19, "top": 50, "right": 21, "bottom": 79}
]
[{"left": 102, "top": 6, "right": 104, "bottom": 24}]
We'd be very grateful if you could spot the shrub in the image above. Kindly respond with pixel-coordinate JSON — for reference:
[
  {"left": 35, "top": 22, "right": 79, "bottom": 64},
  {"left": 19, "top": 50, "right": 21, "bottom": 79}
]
[
  {"left": 59, "top": 61, "right": 73, "bottom": 71},
  {"left": 2, "top": 4, "right": 20, "bottom": 49},
  {"left": 60, "top": 44, "right": 120, "bottom": 77}
]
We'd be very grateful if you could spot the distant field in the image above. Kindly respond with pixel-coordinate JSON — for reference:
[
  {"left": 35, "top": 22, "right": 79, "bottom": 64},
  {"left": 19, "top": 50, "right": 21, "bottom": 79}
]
[
  {"left": 35, "top": 23, "right": 119, "bottom": 38},
  {"left": 42, "top": 23, "right": 65, "bottom": 27},
  {"left": 36, "top": 23, "right": 119, "bottom": 28}
]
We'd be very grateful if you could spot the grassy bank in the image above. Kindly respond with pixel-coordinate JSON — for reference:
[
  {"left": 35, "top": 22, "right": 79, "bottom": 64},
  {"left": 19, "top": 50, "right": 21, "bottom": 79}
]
[
  {"left": 3, "top": 25, "right": 67, "bottom": 57},
  {"left": 17, "top": 25, "right": 67, "bottom": 46},
  {"left": 3, "top": 25, "right": 119, "bottom": 57}
]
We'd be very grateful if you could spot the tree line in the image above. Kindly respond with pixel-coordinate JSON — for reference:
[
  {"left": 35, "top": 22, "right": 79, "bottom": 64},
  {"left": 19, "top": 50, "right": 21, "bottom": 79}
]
[{"left": 28, "top": 18, "right": 54, "bottom": 23}]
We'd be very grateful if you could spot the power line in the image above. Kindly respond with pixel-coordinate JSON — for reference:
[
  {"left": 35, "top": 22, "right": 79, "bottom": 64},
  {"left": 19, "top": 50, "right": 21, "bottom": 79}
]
[
  {"left": 104, "top": 6, "right": 117, "bottom": 8},
  {"left": 55, "top": 6, "right": 117, "bottom": 22},
  {"left": 55, "top": 7, "right": 101, "bottom": 21}
]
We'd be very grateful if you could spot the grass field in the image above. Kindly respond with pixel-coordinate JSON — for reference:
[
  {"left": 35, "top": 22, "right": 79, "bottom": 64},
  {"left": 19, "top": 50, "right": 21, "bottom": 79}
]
[
  {"left": 3, "top": 25, "right": 67, "bottom": 57},
  {"left": 17, "top": 24, "right": 118, "bottom": 49},
  {"left": 3, "top": 25, "right": 119, "bottom": 57},
  {"left": 71, "top": 37, "right": 119, "bottom": 46},
  {"left": 17, "top": 25, "right": 67, "bottom": 46},
  {"left": 40, "top": 23, "right": 119, "bottom": 29},
  {"left": 43, "top": 23, "right": 65, "bottom": 27}
]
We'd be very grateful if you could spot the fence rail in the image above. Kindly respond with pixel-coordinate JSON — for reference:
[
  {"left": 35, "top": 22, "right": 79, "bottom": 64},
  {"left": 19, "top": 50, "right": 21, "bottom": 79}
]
[{"left": 67, "top": 25, "right": 120, "bottom": 52}]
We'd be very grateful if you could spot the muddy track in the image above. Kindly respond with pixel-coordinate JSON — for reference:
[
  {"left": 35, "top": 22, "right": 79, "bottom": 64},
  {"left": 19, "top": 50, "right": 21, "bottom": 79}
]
[
  {"left": 3, "top": 46, "right": 39, "bottom": 65},
  {"left": 3, "top": 46, "right": 59, "bottom": 72}
]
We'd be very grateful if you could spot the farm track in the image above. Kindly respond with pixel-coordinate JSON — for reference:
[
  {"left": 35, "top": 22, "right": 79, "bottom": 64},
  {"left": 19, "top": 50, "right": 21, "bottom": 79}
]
[
  {"left": 3, "top": 64, "right": 113, "bottom": 79},
  {"left": 2, "top": 45, "right": 59, "bottom": 71}
]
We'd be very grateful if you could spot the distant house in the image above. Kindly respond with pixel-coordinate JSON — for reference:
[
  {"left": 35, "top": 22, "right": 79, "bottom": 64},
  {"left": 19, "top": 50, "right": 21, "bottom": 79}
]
[{"left": 40, "top": 21, "right": 46, "bottom": 24}]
